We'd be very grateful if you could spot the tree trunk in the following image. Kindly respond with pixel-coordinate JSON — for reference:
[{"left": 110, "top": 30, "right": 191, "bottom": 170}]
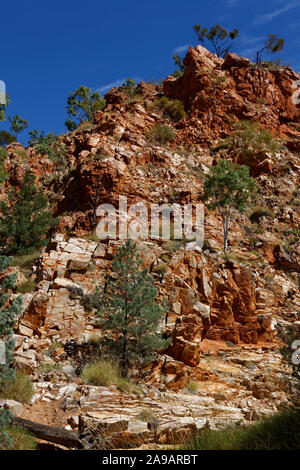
[
  {"left": 13, "top": 417, "right": 80, "bottom": 448},
  {"left": 222, "top": 218, "right": 227, "bottom": 254},
  {"left": 222, "top": 214, "right": 231, "bottom": 253},
  {"left": 223, "top": 228, "right": 227, "bottom": 253}
]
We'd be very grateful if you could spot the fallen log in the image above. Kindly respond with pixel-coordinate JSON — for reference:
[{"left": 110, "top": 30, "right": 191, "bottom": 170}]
[{"left": 13, "top": 417, "right": 80, "bottom": 448}]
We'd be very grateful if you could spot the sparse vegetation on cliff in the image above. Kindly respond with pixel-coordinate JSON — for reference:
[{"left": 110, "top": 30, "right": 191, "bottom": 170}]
[
  {"left": 212, "top": 121, "right": 280, "bottom": 159},
  {"left": 151, "top": 96, "right": 186, "bottom": 122},
  {"left": 146, "top": 123, "right": 176, "bottom": 144}
]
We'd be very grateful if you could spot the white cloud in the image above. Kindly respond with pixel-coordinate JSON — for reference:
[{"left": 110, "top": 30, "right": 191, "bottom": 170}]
[
  {"left": 239, "top": 34, "right": 264, "bottom": 45},
  {"left": 238, "top": 47, "right": 258, "bottom": 60},
  {"left": 172, "top": 44, "right": 190, "bottom": 55},
  {"left": 225, "top": 0, "right": 239, "bottom": 7},
  {"left": 96, "top": 79, "right": 126, "bottom": 94},
  {"left": 253, "top": 1, "right": 300, "bottom": 25},
  {"left": 236, "top": 35, "right": 265, "bottom": 60},
  {"left": 96, "top": 77, "right": 141, "bottom": 94}
]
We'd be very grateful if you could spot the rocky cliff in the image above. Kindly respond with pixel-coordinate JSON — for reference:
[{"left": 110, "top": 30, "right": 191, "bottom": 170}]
[{"left": 1, "top": 45, "right": 299, "bottom": 449}]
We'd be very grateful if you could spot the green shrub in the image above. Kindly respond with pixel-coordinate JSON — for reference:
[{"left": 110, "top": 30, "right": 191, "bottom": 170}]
[
  {"left": 152, "top": 263, "right": 168, "bottom": 275},
  {"left": 67, "top": 285, "right": 84, "bottom": 300},
  {"left": 138, "top": 408, "right": 159, "bottom": 425},
  {"left": 160, "top": 253, "right": 171, "bottom": 263},
  {"left": 218, "top": 120, "right": 279, "bottom": 158},
  {"left": 186, "top": 380, "right": 200, "bottom": 394},
  {"left": 88, "top": 333, "right": 100, "bottom": 345},
  {"left": 16, "top": 279, "right": 36, "bottom": 294},
  {"left": 12, "top": 249, "right": 41, "bottom": 270},
  {"left": 49, "top": 341, "right": 63, "bottom": 351},
  {"left": 0, "top": 148, "right": 8, "bottom": 161},
  {"left": 76, "top": 121, "right": 95, "bottom": 131},
  {"left": 80, "top": 293, "right": 95, "bottom": 312},
  {"left": 14, "top": 148, "right": 27, "bottom": 159},
  {"left": 122, "top": 78, "right": 138, "bottom": 100},
  {"left": 81, "top": 360, "right": 119, "bottom": 387},
  {"left": 161, "top": 240, "right": 183, "bottom": 252},
  {"left": 152, "top": 97, "right": 186, "bottom": 121},
  {"left": 116, "top": 378, "right": 143, "bottom": 396},
  {"left": 31, "top": 132, "right": 69, "bottom": 171},
  {"left": 84, "top": 232, "right": 100, "bottom": 242},
  {"left": 209, "top": 72, "right": 227, "bottom": 88},
  {"left": 39, "top": 362, "right": 62, "bottom": 373},
  {"left": 184, "top": 408, "right": 300, "bottom": 450},
  {"left": 139, "top": 408, "right": 155, "bottom": 422},
  {"left": 1, "top": 426, "right": 36, "bottom": 450},
  {"left": 81, "top": 359, "right": 143, "bottom": 395},
  {"left": 88, "top": 261, "right": 97, "bottom": 272},
  {"left": 168, "top": 189, "right": 181, "bottom": 203},
  {"left": 260, "top": 60, "right": 280, "bottom": 70},
  {"left": 146, "top": 124, "right": 176, "bottom": 144},
  {"left": 0, "top": 372, "right": 34, "bottom": 404},
  {"left": 250, "top": 207, "right": 274, "bottom": 223}
]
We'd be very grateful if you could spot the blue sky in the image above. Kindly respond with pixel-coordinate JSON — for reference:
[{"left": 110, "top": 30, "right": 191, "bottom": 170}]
[{"left": 1, "top": 0, "right": 300, "bottom": 141}]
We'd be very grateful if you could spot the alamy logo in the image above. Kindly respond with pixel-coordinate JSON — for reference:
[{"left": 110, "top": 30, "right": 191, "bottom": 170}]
[
  {"left": 291, "top": 340, "right": 300, "bottom": 365},
  {"left": 291, "top": 80, "right": 300, "bottom": 105},
  {"left": 0, "top": 341, "right": 6, "bottom": 364},
  {"left": 0, "top": 80, "right": 6, "bottom": 105},
  {"left": 0, "top": 80, "right": 6, "bottom": 121},
  {"left": 96, "top": 196, "right": 204, "bottom": 247}
]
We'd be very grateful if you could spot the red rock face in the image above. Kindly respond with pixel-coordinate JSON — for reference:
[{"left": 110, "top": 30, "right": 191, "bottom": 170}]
[
  {"left": 163, "top": 46, "right": 300, "bottom": 146},
  {"left": 168, "top": 314, "right": 203, "bottom": 366},
  {"left": 207, "top": 262, "right": 260, "bottom": 344},
  {"left": 1, "top": 47, "right": 299, "bottom": 382}
]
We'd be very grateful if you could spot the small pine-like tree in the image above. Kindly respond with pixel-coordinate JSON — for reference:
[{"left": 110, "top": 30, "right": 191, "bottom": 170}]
[
  {"left": 0, "top": 130, "right": 15, "bottom": 147},
  {"left": 256, "top": 34, "right": 285, "bottom": 64},
  {"left": 8, "top": 115, "right": 28, "bottom": 141},
  {"left": 201, "top": 160, "right": 256, "bottom": 253},
  {"left": 0, "top": 256, "right": 22, "bottom": 449},
  {"left": 93, "top": 239, "right": 167, "bottom": 376},
  {"left": 0, "top": 170, "right": 58, "bottom": 255},
  {"left": 172, "top": 53, "right": 186, "bottom": 78},
  {"left": 193, "top": 24, "right": 239, "bottom": 58},
  {"left": 65, "top": 86, "right": 106, "bottom": 131}
]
